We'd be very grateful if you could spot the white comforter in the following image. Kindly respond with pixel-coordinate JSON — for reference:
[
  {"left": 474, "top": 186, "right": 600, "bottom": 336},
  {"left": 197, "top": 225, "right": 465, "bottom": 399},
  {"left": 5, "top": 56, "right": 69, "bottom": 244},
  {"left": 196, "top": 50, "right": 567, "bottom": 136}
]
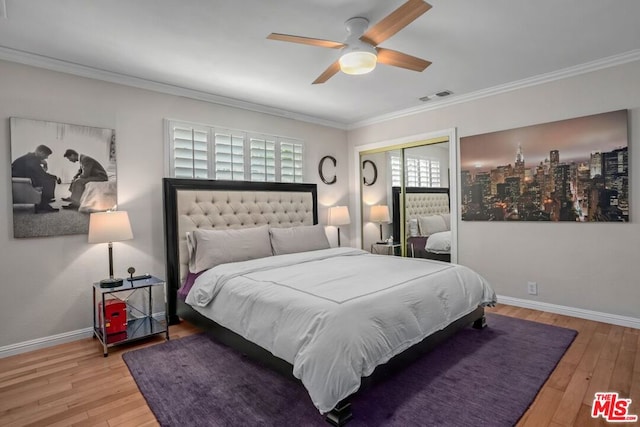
[{"left": 186, "top": 247, "right": 496, "bottom": 413}]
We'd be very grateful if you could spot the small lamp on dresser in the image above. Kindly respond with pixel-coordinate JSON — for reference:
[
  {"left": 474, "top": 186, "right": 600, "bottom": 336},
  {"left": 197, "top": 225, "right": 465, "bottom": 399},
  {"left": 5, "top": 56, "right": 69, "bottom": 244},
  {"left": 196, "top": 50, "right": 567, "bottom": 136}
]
[
  {"left": 88, "top": 210, "right": 133, "bottom": 288},
  {"left": 327, "top": 206, "right": 351, "bottom": 247},
  {"left": 370, "top": 204, "right": 390, "bottom": 243}
]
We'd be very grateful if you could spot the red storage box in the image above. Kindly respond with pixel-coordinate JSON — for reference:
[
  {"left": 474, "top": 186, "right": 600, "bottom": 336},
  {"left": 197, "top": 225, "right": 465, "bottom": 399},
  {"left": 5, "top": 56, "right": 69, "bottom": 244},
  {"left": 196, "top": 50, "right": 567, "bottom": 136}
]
[{"left": 99, "top": 299, "right": 127, "bottom": 335}]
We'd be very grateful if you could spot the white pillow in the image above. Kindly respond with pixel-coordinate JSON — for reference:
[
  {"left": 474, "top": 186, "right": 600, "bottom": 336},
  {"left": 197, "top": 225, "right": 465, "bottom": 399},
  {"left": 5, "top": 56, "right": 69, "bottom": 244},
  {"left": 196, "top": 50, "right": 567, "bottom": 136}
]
[
  {"left": 418, "top": 215, "right": 448, "bottom": 237},
  {"left": 426, "top": 230, "right": 451, "bottom": 254},
  {"left": 439, "top": 213, "right": 451, "bottom": 230},
  {"left": 408, "top": 218, "right": 420, "bottom": 237},
  {"left": 270, "top": 224, "right": 330, "bottom": 255},
  {"left": 189, "top": 225, "right": 272, "bottom": 273}
]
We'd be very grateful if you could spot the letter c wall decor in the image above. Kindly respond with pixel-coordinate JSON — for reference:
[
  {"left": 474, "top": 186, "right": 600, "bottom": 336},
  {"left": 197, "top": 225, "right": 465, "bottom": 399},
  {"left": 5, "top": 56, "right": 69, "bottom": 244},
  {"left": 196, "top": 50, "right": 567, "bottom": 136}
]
[
  {"left": 362, "top": 160, "right": 378, "bottom": 186},
  {"left": 318, "top": 155, "right": 337, "bottom": 185}
]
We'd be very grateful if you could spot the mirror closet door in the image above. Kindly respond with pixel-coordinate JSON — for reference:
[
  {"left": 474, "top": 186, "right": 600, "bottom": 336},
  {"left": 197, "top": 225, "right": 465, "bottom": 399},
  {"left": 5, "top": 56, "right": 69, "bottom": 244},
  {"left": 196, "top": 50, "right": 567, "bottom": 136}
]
[
  {"left": 360, "top": 151, "right": 396, "bottom": 255},
  {"left": 402, "top": 142, "right": 451, "bottom": 261},
  {"left": 359, "top": 137, "right": 451, "bottom": 259}
]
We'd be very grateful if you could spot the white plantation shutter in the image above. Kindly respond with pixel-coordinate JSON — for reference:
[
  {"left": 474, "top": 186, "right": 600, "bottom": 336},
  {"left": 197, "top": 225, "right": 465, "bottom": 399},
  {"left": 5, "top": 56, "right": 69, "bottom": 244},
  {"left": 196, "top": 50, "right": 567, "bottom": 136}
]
[
  {"left": 214, "top": 130, "right": 245, "bottom": 180},
  {"left": 391, "top": 154, "right": 441, "bottom": 187},
  {"left": 166, "top": 120, "right": 304, "bottom": 182},
  {"left": 280, "top": 141, "right": 304, "bottom": 182},
  {"left": 430, "top": 161, "right": 441, "bottom": 187},
  {"left": 250, "top": 136, "right": 276, "bottom": 182},
  {"left": 390, "top": 155, "right": 402, "bottom": 187},
  {"left": 171, "top": 125, "right": 209, "bottom": 179}
]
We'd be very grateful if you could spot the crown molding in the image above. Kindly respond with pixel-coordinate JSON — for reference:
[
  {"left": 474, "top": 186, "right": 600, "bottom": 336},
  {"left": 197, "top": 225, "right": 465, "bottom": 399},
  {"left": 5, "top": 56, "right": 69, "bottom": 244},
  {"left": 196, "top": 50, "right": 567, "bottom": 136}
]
[
  {"left": 1, "top": 45, "right": 638, "bottom": 132},
  {"left": 0, "top": 45, "right": 348, "bottom": 130},
  {"left": 348, "top": 49, "right": 640, "bottom": 130}
]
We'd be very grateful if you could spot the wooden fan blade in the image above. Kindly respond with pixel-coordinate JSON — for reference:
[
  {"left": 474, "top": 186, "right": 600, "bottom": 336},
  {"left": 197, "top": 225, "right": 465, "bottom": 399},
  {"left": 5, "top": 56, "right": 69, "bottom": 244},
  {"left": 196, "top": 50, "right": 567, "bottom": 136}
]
[
  {"left": 312, "top": 61, "right": 341, "bottom": 84},
  {"left": 267, "top": 33, "right": 345, "bottom": 49},
  {"left": 361, "top": 0, "right": 432, "bottom": 46},
  {"left": 376, "top": 47, "right": 431, "bottom": 72}
]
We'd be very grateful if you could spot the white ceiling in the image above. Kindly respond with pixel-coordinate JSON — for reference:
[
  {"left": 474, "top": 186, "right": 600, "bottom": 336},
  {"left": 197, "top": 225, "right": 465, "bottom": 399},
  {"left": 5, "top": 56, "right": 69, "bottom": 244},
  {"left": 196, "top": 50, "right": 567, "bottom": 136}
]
[{"left": 1, "top": 1, "right": 639, "bottom": 128}]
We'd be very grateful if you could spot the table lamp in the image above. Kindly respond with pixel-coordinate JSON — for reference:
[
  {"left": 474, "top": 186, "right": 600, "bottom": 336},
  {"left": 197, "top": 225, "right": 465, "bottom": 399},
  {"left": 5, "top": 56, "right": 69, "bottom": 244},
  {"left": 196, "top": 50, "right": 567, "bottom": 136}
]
[
  {"left": 370, "top": 204, "right": 390, "bottom": 243},
  {"left": 88, "top": 210, "right": 133, "bottom": 288},
  {"left": 327, "top": 206, "right": 350, "bottom": 247}
]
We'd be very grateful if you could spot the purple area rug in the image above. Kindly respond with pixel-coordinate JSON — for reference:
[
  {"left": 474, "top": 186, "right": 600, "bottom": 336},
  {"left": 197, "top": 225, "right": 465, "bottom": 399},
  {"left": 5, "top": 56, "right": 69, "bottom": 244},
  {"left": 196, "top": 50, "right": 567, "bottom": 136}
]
[{"left": 123, "top": 313, "right": 576, "bottom": 426}]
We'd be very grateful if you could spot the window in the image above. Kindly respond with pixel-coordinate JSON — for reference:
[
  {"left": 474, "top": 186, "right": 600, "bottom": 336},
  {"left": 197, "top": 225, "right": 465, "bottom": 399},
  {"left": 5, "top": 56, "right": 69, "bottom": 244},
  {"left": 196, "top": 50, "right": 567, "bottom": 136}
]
[
  {"left": 167, "top": 120, "right": 304, "bottom": 182},
  {"left": 215, "top": 129, "right": 245, "bottom": 180},
  {"left": 280, "top": 140, "right": 304, "bottom": 183},
  {"left": 171, "top": 125, "right": 209, "bottom": 179},
  {"left": 390, "top": 154, "right": 441, "bottom": 187},
  {"left": 249, "top": 136, "right": 276, "bottom": 182}
]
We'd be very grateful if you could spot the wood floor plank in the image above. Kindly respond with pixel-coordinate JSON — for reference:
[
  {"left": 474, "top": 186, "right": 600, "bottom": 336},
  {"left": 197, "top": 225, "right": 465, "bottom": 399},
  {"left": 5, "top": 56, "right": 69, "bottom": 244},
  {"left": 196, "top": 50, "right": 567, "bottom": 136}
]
[
  {"left": 621, "top": 328, "right": 639, "bottom": 351},
  {"left": 600, "top": 325, "right": 624, "bottom": 361},
  {"left": 629, "top": 370, "right": 640, "bottom": 418},
  {"left": 582, "top": 357, "right": 615, "bottom": 406},
  {"left": 576, "top": 332, "right": 608, "bottom": 373},
  {"left": 594, "top": 322, "right": 612, "bottom": 335},
  {"left": 551, "top": 367, "right": 592, "bottom": 426},
  {"left": 573, "top": 403, "right": 607, "bottom": 427},
  {"left": 1, "top": 308, "right": 637, "bottom": 427},
  {"left": 0, "top": 381, "right": 72, "bottom": 412},
  {"left": 608, "top": 348, "right": 635, "bottom": 396},
  {"left": 518, "top": 386, "right": 563, "bottom": 427},
  {"left": 106, "top": 405, "right": 156, "bottom": 426},
  {"left": 45, "top": 411, "right": 89, "bottom": 427}
]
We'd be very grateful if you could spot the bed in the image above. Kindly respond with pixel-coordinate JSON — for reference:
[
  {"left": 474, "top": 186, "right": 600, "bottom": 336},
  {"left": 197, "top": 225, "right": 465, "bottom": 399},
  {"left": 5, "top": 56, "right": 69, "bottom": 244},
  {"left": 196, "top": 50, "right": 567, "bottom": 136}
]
[
  {"left": 392, "top": 186, "right": 452, "bottom": 262},
  {"left": 163, "top": 178, "right": 495, "bottom": 426}
]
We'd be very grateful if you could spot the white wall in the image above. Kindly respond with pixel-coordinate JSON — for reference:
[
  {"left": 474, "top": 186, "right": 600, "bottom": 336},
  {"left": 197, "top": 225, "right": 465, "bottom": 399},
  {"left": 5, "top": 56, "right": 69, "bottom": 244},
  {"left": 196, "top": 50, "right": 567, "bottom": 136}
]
[
  {"left": 348, "top": 60, "right": 640, "bottom": 320},
  {"left": 0, "top": 59, "right": 349, "bottom": 348}
]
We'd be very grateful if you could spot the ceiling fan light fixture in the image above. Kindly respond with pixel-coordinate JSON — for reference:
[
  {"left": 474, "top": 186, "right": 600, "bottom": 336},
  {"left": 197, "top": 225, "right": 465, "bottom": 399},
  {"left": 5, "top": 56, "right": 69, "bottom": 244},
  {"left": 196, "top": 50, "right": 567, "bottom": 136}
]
[
  {"left": 338, "top": 39, "right": 377, "bottom": 75},
  {"left": 339, "top": 50, "right": 377, "bottom": 75}
]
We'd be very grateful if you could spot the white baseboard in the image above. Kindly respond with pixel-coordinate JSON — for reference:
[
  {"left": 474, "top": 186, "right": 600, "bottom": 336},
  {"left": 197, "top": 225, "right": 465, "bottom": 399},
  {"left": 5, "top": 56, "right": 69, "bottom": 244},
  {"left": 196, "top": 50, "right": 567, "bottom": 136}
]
[
  {"left": 0, "top": 312, "right": 167, "bottom": 358},
  {"left": 497, "top": 295, "right": 640, "bottom": 329},
  {"left": 0, "top": 327, "right": 93, "bottom": 359}
]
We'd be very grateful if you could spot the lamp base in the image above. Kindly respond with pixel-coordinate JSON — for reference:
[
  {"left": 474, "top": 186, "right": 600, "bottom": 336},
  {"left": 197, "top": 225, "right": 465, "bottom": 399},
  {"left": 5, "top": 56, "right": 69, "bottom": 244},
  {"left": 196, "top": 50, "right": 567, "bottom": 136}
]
[{"left": 99, "top": 277, "right": 124, "bottom": 288}]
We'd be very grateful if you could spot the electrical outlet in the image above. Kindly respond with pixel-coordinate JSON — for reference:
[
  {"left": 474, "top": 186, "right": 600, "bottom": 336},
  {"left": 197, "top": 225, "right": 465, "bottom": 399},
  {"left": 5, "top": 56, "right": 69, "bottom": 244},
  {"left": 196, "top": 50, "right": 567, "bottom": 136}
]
[{"left": 527, "top": 281, "right": 538, "bottom": 295}]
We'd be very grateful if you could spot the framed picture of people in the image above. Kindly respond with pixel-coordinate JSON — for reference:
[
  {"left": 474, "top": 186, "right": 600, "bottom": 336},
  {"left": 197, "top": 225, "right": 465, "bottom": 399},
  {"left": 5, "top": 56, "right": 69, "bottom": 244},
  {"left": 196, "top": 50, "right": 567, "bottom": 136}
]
[{"left": 9, "top": 117, "right": 117, "bottom": 238}]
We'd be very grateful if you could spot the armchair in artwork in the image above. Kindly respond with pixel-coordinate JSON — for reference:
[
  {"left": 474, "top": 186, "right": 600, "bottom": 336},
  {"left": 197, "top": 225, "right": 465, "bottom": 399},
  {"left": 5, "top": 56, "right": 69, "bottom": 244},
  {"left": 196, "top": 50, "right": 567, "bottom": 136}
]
[
  {"left": 12, "top": 177, "right": 43, "bottom": 210},
  {"left": 78, "top": 180, "right": 117, "bottom": 213}
]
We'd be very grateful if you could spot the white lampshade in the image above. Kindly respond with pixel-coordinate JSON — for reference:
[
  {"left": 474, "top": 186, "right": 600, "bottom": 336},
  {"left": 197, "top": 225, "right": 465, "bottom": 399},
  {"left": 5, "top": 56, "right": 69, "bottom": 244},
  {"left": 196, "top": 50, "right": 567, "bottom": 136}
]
[
  {"left": 88, "top": 211, "right": 133, "bottom": 244},
  {"left": 328, "top": 206, "right": 351, "bottom": 226},
  {"left": 370, "top": 205, "right": 390, "bottom": 223}
]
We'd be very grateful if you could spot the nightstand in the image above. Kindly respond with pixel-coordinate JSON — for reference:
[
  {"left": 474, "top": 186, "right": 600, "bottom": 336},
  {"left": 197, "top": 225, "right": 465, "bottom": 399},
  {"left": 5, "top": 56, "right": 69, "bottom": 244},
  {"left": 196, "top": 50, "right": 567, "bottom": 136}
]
[
  {"left": 93, "top": 275, "right": 169, "bottom": 356},
  {"left": 371, "top": 242, "right": 402, "bottom": 256}
]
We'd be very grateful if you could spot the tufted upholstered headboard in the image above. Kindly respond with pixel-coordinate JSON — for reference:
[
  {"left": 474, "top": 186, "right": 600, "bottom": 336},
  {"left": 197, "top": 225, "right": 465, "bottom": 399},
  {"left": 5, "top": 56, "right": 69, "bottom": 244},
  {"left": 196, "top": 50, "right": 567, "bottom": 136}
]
[
  {"left": 392, "top": 187, "right": 450, "bottom": 240},
  {"left": 163, "top": 178, "right": 318, "bottom": 323}
]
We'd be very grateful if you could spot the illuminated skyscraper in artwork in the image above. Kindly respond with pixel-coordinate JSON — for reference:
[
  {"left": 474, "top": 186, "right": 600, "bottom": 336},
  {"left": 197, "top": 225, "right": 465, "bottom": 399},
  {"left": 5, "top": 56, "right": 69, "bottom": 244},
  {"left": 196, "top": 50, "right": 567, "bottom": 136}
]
[{"left": 514, "top": 143, "right": 525, "bottom": 193}]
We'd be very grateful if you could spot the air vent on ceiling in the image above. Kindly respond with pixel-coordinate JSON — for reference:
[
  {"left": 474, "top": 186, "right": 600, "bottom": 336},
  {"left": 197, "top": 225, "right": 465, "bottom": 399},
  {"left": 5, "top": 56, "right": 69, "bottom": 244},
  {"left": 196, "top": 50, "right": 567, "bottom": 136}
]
[
  {"left": 0, "top": 0, "right": 6, "bottom": 19},
  {"left": 435, "top": 90, "right": 453, "bottom": 97},
  {"left": 419, "top": 90, "right": 453, "bottom": 102}
]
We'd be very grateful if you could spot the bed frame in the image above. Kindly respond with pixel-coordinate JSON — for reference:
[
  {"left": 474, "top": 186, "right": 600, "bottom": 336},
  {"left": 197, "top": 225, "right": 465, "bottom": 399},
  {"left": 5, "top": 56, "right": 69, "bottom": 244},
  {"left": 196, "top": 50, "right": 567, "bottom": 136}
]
[
  {"left": 392, "top": 186, "right": 451, "bottom": 262},
  {"left": 163, "top": 178, "right": 485, "bottom": 426}
]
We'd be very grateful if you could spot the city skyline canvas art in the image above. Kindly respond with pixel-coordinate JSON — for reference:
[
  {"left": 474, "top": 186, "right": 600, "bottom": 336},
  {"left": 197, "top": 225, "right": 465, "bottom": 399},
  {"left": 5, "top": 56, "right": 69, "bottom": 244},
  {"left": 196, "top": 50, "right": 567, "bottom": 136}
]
[{"left": 460, "top": 110, "right": 629, "bottom": 222}]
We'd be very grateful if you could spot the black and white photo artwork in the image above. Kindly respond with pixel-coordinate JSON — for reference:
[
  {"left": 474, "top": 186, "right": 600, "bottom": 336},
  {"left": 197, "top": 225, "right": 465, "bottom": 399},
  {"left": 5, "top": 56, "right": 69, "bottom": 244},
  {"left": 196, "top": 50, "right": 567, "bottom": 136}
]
[{"left": 10, "top": 117, "right": 117, "bottom": 238}]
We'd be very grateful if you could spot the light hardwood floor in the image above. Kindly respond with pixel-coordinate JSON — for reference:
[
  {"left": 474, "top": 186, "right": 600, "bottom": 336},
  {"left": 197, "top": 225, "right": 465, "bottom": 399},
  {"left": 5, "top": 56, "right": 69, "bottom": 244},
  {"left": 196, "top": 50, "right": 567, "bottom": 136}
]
[{"left": 0, "top": 304, "right": 638, "bottom": 426}]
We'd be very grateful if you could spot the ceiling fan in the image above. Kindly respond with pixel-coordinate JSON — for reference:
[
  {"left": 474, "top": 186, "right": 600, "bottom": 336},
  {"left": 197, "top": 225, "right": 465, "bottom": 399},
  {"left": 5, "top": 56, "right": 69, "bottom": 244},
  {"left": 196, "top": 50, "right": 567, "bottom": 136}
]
[{"left": 267, "top": 0, "right": 433, "bottom": 84}]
